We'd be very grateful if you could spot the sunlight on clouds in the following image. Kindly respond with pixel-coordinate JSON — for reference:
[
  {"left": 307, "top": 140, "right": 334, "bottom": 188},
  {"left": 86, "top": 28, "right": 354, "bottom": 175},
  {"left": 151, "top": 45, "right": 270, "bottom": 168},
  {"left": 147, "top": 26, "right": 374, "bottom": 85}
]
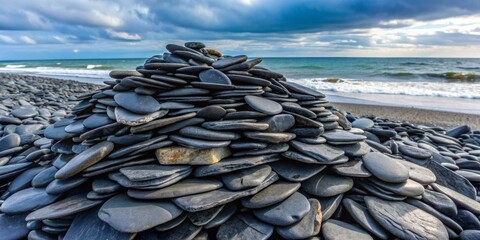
[
  {"left": 106, "top": 29, "right": 142, "bottom": 41},
  {"left": 0, "top": 35, "right": 16, "bottom": 44},
  {"left": 20, "top": 36, "right": 36, "bottom": 44}
]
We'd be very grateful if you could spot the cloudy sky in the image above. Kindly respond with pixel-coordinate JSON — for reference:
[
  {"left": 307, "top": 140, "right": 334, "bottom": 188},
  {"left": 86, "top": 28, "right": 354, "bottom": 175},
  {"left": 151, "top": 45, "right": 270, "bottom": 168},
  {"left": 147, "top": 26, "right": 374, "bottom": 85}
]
[{"left": 1, "top": 0, "right": 480, "bottom": 60}]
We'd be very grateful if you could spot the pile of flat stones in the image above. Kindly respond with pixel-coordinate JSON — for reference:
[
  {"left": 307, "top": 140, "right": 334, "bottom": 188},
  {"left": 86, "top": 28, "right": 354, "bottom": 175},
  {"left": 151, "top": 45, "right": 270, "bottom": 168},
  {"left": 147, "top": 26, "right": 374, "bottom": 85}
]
[{"left": 1, "top": 43, "right": 480, "bottom": 240}]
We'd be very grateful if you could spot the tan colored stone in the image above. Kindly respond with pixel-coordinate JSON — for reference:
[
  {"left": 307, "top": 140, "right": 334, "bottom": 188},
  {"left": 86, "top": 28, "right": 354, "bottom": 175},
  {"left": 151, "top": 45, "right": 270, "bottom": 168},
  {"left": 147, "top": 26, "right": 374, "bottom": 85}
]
[{"left": 156, "top": 147, "right": 231, "bottom": 165}]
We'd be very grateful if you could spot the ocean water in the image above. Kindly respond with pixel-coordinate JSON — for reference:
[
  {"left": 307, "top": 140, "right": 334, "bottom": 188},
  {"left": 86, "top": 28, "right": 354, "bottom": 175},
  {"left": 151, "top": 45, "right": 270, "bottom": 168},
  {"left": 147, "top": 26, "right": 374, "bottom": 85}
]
[{"left": 1, "top": 57, "right": 480, "bottom": 99}]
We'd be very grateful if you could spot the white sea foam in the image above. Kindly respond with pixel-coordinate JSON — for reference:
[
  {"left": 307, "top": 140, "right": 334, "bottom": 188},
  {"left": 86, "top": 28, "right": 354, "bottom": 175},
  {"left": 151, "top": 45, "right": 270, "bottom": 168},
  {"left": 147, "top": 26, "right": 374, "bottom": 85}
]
[
  {"left": 86, "top": 64, "right": 103, "bottom": 69},
  {"left": 5, "top": 64, "right": 27, "bottom": 68},
  {"left": 0, "top": 66, "right": 109, "bottom": 79},
  {"left": 290, "top": 78, "right": 480, "bottom": 99}
]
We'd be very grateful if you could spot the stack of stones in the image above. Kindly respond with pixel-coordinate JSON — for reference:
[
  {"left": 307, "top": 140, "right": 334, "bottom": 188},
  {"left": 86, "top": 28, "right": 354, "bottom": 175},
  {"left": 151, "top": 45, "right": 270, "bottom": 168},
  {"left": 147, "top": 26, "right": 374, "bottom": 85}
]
[{"left": 0, "top": 42, "right": 480, "bottom": 240}]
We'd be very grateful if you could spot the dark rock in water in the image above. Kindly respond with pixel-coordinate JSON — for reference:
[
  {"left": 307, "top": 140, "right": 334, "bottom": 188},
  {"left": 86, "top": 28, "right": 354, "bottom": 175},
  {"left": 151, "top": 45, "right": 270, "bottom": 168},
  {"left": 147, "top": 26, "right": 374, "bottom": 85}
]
[
  {"left": 365, "top": 196, "right": 449, "bottom": 240},
  {"left": 98, "top": 193, "right": 183, "bottom": 233}
]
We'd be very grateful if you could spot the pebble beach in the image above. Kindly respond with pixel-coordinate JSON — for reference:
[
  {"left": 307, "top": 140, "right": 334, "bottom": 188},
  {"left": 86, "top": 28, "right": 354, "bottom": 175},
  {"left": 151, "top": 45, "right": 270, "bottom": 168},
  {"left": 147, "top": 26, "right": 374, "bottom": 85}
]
[{"left": 0, "top": 42, "right": 480, "bottom": 240}]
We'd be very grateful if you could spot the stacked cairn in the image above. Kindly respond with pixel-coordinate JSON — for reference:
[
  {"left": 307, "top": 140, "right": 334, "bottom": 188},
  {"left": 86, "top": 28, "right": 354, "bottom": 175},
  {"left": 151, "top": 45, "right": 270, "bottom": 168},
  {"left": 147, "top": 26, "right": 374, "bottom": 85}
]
[{"left": 1, "top": 42, "right": 480, "bottom": 240}]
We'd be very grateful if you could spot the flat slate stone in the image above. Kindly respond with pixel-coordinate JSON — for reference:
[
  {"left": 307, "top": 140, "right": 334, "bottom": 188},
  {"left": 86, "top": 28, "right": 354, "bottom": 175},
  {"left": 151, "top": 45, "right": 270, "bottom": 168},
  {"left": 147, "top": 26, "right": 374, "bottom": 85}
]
[
  {"left": 64, "top": 208, "right": 133, "bottom": 240},
  {"left": 302, "top": 173, "right": 353, "bottom": 197},
  {"left": 431, "top": 183, "right": 480, "bottom": 215},
  {"left": 320, "top": 194, "right": 343, "bottom": 221},
  {"left": 188, "top": 205, "right": 224, "bottom": 226},
  {"left": 194, "top": 154, "right": 279, "bottom": 177},
  {"left": 406, "top": 199, "right": 462, "bottom": 233},
  {"left": 254, "top": 192, "right": 310, "bottom": 226},
  {"left": 244, "top": 95, "right": 282, "bottom": 115},
  {"left": 322, "top": 130, "right": 367, "bottom": 144},
  {"left": 270, "top": 160, "right": 326, "bottom": 182},
  {"left": 157, "top": 220, "right": 202, "bottom": 240},
  {"left": 1, "top": 187, "right": 60, "bottom": 214},
  {"left": 243, "top": 131, "right": 296, "bottom": 144},
  {"left": 55, "top": 141, "right": 114, "bottom": 179},
  {"left": 109, "top": 169, "right": 191, "bottom": 190},
  {"left": 204, "top": 203, "right": 238, "bottom": 229},
  {"left": 217, "top": 214, "right": 273, "bottom": 240},
  {"left": 128, "top": 178, "right": 223, "bottom": 199},
  {"left": 202, "top": 119, "right": 269, "bottom": 131},
  {"left": 119, "top": 164, "right": 191, "bottom": 181},
  {"left": 131, "top": 112, "right": 197, "bottom": 133},
  {"left": 11, "top": 107, "right": 37, "bottom": 118},
  {"left": 290, "top": 140, "right": 345, "bottom": 164},
  {"left": 280, "top": 81, "right": 325, "bottom": 97},
  {"left": 241, "top": 181, "right": 300, "bottom": 209},
  {"left": 260, "top": 114, "right": 295, "bottom": 132},
  {"left": 369, "top": 178, "right": 425, "bottom": 197},
  {"left": 331, "top": 160, "right": 372, "bottom": 177},
  {"left": 199, "top": 69, "right": 232, "bottom": 85},
  {"left": 196, "top": 105, "right": 226, "bottom": 120},
  {"left": 460, "top": 230, "right": 480, "bottom": 240},
  {"left": 222, "top": 164, "right": 272, "bottom": 190},
  {"left": 399, "top": 144, "right": 432, "bottom": 159},
  {"left": 365, "top": 196, "right": 449, "bottom": 240},
  {"left": 170, "top": 134, "right": 230, "bottom": 148},
  {"left": 98, "top": 193, "right": 183, "bottom": 233},
  {"left": 213, "top": 55, "right": 247, "bottom": 69},
  {"left": 276, "top": 198, "right": 321, "bottom": 239},
  {"left": 114, "top": 92, "right": 161, "bottom": 115},
  {"left": 46, "top": 177, "right": 89, "bottom": 194},
  {"left": 115, "top": 107, "right": 168, "bottom": 126},
  {"left": 83, "top": 113, "right": 113, "bottom": 129},
  {"left": 173, "top": 172, "right": 278, "bottom": 212},
  {"left": 26, "top": 194, "right": 103, "bottom": 221},
  {"left": 421, "top": 188, "right": 458, "bottom": 217},
  {"left": 92, "top": 178, "right": 121, "bottom": 194},
  {"left": 362, "top": 152, "right": 409, "bottom": 183},
  {"left": 32, "top": 166, "right": 58, "bottom": 187},
  {"left": 180, "top": 126, "right": 240, "bottom": 141},
  {"left": 0, "top": 213, "right": 29, "bottom": 240},
  {"left": 397, "top": 159, "right": 436, "bottom": 185},
  {"left": 156, "top": 146, "right": 231, "bottom": 165},
  {"left": 342, "top": 198, "right": 390, "bottom": 239},
  {"left": 154, "top": 212, "right": 188, "bottom": 231},
  {"left": 425, "top": 160, "right": 477, "bottom": 199},
  {"left": 322, "top": 219, "right": 373, "bottom": 240}
]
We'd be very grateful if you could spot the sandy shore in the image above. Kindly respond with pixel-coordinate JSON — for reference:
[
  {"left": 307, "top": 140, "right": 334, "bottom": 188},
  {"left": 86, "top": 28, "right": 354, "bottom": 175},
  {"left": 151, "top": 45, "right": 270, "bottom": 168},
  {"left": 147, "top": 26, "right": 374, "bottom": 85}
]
[{"left": 334, "top": 102, "right": 480, "bottom": 130}]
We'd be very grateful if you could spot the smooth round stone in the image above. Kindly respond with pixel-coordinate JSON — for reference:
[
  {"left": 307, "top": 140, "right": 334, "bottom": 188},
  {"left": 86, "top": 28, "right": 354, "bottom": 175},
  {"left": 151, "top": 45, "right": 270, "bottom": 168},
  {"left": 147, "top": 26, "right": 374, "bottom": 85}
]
[
  {"left": 114, "top": 92, "right": 161, "bottom": 115},
  {"left": 11, "top": 107, "right": 38, "bottom": 119},
  {"left": 261, "top": 114, "right": 295, "bottom": 132},
  {"left": 46, "top": 177, "right": 89, "bottom": 194},
  {"left": 55, "top": 141, "right": 114, "bottom": 179},
  {"left": 421, "top": 189, "right": 458, "bottom": 217},
  {"left": 1, "top": 188, "right": 60, "bottom": 214},
  {"left": 199, "top": 69, "right": 232, "bottom": 85},
  {"left": 64, "top": 208, "right": 133, "bottom": 240},
  {"left": 455, "top": 210, "right": 480, "bottom": 231},
  {"left": 82, "top": 113, "right": 113, "bottom": 129},
  {"left": 43, "top": 124, "right": 75, "bottom": 140},
  {"left": 362, "top": 152, "right": 409, "bottom": 183},
  {"left": 369, "top": 178, "right": 424, "bottom": 197},
  {"left": 180, "top": 126, "right": 240, "bottom": 141},
  {"left": 98, "top": 193, "right": 182, "bottom": 233},
  {"left": 331, "top": 160, "right": 372, "bottom": 177},
  {"left": 65, "top": 120, "right": 87, "bottom": 134},
  {"left": 302, "top": 173, "right": 353, "bottom": 197},
  {"left": 399, "top": 144, "right": 432, "bottom": 159},
  {"left": 456, "top": 170, "right": 480, "bottom": 182},
  {"left": 460, "top": 230, "right": 480, "bottom": 240},
  {"left": 352, "top": 118, "right": 374, "bottom": 129},
  {"left": 342, "top": 198, "right": 390, "bottom": 239},
  {"left": 244, "top": 95, "right": 282, "bottom": 115},
  {"left": 202, "top": 120, "right": 269, "bottom": 131},
  {"left": 26, "top": 194, "right": 102, "bottom": 221},
  {"left": 0, "top": 133, "right": 21, "bottom": 151},
  {"left": 276, "top": 198, "right": 321, "bottom": 239},
  {"left": 128, "top": 178, "right": 223, "bottom": 199},
  {"left": 365, "top": 196, "right": 449, "bottom": 240},
  {"left": 397, "top": 159, "right": 436, "bottom": 185},
  {"left": 115, "top": 107, "right": 168, "bottom": 126},
  {"left": 0, "top": 213, "right": 30, "bottom": 240},
  {"left": 217, "top": 214, "right": 273, "bottom": 240},
  {"left": 322, "top": 219, "right": 373, "bottom": 240},
  {"left": 197, "top": 105, "right": 226, "bottom": 120},
  {"left": 92, "top": 178, "right": 121, "bottom": 194},
  {"left": 32, "top": 166, "right": 57, "bottom": 188},
  {"left": 244, "top": 131, "right": 295, "bottom": 143},
  {"left": 322, "top": 130, "right": 367, "bottom": 144},
  {"left": 8, "top": 166, "right": 46, "bottom": 193},
  {"left": 242, "top": 181, "right": 300, "bottom": 209},
  {"left": 28, "top": 230, "right": 55, "bottom": 240},
  {"left": 222, "top": 165, "right": 272, "bottom": 191},
  {"left": 270, "top": 160, "right": 326, "bottom": 182},
  {"left": 431, "top": 183, "right": 480, "bottom": 215},
  {"left": 280, "top": 81, "right": 325, "bottom": 97},
  {"left": 290, "top": 140, "right": 345, "bottom": 163},
  {"left": 213, "top": 55, "right": 247, "bottom": 69},
  {"left": 254, "top": 192, "right": 310, "bottom": 226},
  {"left": 170, "top": 134, "right": 230, "bottom": 149}
]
